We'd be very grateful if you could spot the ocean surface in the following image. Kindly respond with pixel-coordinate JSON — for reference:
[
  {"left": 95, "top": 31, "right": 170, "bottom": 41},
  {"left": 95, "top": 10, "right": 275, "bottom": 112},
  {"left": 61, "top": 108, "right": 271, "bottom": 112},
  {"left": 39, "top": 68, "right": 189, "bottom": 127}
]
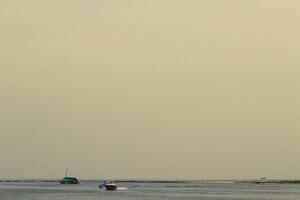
[{"left": 0, "top": 180, "right": 299, "bottom": 200}]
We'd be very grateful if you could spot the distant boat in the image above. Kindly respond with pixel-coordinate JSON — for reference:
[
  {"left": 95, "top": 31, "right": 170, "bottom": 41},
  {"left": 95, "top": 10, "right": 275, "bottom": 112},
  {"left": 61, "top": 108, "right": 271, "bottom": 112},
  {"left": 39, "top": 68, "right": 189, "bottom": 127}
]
[
  {"left": 60, "top": 168, "right": 79, "bottom": 184},
  {"left": 99, "top": 181, "right": 118, "bottom": 190},
  {"left": 255, "top": 177, "right": 267, "bottom": 184}
]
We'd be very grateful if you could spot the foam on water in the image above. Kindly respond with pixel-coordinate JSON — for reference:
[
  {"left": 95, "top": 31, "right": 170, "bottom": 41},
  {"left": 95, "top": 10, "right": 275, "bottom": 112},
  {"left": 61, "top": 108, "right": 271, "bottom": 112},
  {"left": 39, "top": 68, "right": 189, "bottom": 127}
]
[{"left": 116, "top": 187, "right": 128, "bottom": 190}]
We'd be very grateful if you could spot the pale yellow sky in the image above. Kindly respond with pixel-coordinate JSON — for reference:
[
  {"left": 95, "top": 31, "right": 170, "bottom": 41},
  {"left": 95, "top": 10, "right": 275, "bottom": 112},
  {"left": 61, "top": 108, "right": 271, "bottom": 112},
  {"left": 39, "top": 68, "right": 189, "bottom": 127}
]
[{"left": 0, "top": 0, "right": 299, "bottom": 179}]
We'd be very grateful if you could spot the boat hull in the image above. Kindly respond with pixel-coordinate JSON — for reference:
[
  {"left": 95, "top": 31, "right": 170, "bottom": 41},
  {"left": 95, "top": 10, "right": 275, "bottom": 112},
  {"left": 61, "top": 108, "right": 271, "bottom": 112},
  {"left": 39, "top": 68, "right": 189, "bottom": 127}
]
[
  {"left": 60, "top": 177, "right": 79, "bottom": 184},
  {"left": 105, "top": 184, "right": 117, "bottom": 190},
  {"left": 99, "top": 183, "right": 117, "bottom": 190},
  {"left": 60, "top": 181, "right": 79, "bottom": 184}
]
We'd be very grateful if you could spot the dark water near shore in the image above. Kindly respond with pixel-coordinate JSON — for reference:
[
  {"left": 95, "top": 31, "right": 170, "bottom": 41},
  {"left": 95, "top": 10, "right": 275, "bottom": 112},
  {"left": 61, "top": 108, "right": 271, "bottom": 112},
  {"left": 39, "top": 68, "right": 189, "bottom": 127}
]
[{"left": 0, "top": 180, "right": 300, "bottom": 200}]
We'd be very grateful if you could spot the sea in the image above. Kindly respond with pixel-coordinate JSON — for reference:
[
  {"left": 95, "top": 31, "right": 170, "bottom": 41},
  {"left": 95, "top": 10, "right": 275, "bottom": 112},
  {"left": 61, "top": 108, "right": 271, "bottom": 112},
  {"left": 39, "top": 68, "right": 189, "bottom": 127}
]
[{"left": 0, "top": 180, "right": 299, "bottom": 200}]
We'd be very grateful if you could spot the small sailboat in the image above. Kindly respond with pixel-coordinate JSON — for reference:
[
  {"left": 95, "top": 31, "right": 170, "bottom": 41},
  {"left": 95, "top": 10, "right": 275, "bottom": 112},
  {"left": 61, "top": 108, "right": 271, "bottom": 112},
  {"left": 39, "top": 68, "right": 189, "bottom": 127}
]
[{"left": 60, "top": 168, "right": 79, "bottom": 184}]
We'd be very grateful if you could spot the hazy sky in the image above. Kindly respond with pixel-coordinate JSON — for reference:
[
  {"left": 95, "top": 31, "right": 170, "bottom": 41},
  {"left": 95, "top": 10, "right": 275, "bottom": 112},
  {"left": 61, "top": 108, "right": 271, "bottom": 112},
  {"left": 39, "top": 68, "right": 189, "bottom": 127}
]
[{"left": 0, "top": 0, "right": 299, "bottom": 180}]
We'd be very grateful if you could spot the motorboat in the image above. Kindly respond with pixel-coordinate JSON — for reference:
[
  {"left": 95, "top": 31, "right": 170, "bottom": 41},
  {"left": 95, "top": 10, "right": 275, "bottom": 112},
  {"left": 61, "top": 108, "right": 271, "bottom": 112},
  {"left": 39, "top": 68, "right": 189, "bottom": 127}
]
[{"left": 99, "top": 181, "right": 118, "bottom": 190}]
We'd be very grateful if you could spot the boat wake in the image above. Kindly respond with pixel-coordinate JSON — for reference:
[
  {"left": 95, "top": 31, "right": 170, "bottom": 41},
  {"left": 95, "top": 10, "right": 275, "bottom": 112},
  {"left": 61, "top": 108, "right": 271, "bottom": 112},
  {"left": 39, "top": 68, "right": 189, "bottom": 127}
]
[
  {"left": 98, "top": 187, "right": 128, "bottom": 191},
  {"left": 116, "top": 187, "right": 128, "bottom": 190}
]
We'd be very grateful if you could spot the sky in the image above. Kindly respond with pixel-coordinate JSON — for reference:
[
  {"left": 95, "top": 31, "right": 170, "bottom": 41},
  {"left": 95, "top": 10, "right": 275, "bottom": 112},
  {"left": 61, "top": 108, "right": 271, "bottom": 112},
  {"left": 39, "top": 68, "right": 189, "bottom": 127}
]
[{"left": 0, "top": 0, "right": 299, "bottom": 180}]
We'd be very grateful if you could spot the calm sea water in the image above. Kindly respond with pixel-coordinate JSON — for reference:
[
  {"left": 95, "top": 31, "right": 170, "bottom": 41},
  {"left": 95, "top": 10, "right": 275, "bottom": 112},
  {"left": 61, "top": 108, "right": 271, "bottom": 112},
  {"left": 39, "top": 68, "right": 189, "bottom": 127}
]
[{"left": 0, "top": 180, "right": 299, "bottom": 200}]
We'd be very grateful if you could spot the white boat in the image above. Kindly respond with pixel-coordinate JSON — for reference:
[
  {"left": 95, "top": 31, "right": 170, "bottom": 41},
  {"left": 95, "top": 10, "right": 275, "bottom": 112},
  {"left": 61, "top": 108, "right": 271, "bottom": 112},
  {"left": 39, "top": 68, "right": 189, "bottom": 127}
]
[{"left": 99, "top": 181, "right": 118, "bottom": 190}]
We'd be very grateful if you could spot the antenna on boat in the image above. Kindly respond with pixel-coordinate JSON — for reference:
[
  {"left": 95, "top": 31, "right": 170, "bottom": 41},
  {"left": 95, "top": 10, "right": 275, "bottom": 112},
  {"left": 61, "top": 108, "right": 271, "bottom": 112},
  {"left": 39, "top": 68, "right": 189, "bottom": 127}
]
[{"left": 65, "top": 168, "right": 68, "bottom": 177}]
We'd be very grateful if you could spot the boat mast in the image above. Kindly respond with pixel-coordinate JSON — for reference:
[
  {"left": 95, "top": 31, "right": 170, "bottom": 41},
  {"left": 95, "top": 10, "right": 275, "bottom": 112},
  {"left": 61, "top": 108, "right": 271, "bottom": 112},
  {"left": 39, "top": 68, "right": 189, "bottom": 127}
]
[{"left": 65, "top": 168, "right": 68, "bottom": 177}]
